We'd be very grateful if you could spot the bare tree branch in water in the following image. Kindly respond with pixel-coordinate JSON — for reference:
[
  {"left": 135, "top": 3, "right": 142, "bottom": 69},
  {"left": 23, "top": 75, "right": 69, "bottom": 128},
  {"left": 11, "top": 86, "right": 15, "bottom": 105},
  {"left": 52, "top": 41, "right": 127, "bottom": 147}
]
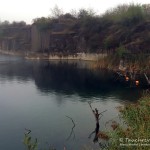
[
  {"left": 88, "top": 102, "right": 107, "bottom": 122},
  {"left": 88, "top": 102, "right": 108, "bottom": 143},
  {"left": 66, "top": 115, "right": 75, "bottom": 141}
]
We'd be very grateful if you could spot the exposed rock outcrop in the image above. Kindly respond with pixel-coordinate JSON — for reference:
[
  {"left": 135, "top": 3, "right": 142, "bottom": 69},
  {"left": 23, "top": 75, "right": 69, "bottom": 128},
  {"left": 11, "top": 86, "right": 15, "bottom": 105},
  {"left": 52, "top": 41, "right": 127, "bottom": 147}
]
[{"left": 0, "top": 25, "right": 31, "bottom": 52}]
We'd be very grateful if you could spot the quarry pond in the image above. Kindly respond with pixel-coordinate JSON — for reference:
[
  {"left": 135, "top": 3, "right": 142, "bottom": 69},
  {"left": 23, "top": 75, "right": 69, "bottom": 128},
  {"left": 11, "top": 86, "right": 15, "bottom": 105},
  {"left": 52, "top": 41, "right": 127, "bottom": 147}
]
[{"left": 0, "top": 54, "right": 142, "bottom": 150}]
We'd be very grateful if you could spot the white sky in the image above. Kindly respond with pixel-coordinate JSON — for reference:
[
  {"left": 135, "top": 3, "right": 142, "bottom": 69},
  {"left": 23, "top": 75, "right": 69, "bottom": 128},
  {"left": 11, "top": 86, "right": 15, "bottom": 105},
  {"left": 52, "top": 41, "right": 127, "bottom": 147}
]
[{"left": 0, "top": 0, "right": 149, "bottom": 24}]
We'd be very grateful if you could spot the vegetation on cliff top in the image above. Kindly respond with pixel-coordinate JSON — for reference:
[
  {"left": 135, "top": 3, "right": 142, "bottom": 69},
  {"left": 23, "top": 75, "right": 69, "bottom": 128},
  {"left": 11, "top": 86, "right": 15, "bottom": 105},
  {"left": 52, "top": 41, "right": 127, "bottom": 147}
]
[
  {"left": 0, "top": 3, "right": 150, "bottom": 53},
  {"left": 32, "top": 4, "right": 150, "bottom": 53}
]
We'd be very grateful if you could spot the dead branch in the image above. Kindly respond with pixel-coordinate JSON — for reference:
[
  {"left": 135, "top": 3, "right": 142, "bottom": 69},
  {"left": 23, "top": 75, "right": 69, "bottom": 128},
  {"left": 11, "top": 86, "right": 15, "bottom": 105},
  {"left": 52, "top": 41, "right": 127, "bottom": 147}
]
[
  {"left": 66, "top": 115, "right": 75, "bottom": 141},
  {"left": 88, "top": 102, "right": 107, "bottom": 121},
  {"left": 88, "top": 102, "right": 108, "bottom": 143},
  {"left": 99, "top": 110, "right": 107, "bottom": 115}
]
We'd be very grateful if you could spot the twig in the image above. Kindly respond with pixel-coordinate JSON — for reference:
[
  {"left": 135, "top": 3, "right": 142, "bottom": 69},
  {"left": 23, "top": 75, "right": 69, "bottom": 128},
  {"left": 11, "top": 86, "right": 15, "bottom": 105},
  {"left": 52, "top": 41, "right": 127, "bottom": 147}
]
[
  {"left": 66, "top": 116, "right": 75, "bottom": 141},
  {"left": 99, "top": 114, "right": 103, "bottom": 120},
  {"left": 66, "top": 116, "right": 75, "bottom": 126},
  {"left": 99, "top": 110, "right": 107, "bottom": 115},
  {"left": 88, "top": 130, "right": 96, "bottom": 139},
  {"left": 88, "top": 102, "right": 107, "bottom": 121},
  {"left": 144, "top": 73, "right": 150, "bottom": 85},
  {"left": 88, "top": 102, "right": 93, "bottom": 111}
]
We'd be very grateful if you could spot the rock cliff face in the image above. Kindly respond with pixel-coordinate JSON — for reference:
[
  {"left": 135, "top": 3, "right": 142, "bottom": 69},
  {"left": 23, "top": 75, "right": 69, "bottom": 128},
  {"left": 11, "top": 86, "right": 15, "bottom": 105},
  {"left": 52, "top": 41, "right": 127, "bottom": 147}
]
[
  {"left": 0, "top": 20, "right": 150, "bottom": 54},
  {"left": 31, "top": 24, "right": 82, "bottom": 54},
  {"left": 0, "top": 25, "right": 31, "bottom": 52},
  {"left": 0, "top": 23, "right": 87, "bottom": 54}
]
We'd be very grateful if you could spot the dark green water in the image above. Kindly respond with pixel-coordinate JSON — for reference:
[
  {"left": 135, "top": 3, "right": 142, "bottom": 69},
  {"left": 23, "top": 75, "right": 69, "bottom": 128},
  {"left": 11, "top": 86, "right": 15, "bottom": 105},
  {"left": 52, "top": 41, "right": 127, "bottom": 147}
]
[{"left": 0, "top": 55, "right": 142, "bottom": 150}]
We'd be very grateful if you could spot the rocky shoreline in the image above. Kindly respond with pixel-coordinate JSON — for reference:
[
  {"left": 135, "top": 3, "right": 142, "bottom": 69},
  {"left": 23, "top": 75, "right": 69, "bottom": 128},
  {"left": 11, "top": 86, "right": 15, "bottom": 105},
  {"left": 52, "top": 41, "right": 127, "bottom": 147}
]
[{"left": 0, "top": 50, "right": 107, "bottom": 61}]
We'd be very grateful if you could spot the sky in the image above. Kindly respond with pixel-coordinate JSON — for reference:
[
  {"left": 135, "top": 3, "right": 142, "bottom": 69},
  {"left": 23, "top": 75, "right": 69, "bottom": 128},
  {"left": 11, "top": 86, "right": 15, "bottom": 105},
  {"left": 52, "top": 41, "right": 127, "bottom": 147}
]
[{"left": 0, "top": 0, "right": 149, "bottom": 24}]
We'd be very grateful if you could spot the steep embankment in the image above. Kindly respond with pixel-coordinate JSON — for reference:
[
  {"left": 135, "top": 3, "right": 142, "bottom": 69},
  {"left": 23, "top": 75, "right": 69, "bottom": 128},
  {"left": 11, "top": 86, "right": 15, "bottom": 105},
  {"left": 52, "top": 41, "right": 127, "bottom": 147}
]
[{"left": 0, "top": 4, "right": 150, "bottom": 55}]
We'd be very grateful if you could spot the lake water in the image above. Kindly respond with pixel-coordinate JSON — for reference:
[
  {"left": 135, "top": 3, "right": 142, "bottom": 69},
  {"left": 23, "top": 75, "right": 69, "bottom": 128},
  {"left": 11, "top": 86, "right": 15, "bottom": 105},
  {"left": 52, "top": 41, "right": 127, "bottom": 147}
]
[{"left": 0, "top": 54, "right": 142, "bottom": 150}]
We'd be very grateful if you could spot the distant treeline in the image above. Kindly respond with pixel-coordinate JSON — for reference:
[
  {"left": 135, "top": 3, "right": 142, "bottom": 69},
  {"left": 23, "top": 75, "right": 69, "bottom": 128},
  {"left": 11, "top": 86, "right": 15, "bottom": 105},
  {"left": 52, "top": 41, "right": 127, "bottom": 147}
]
[{"left": 0, "top": 4, "right": 150, "bottom": 54}]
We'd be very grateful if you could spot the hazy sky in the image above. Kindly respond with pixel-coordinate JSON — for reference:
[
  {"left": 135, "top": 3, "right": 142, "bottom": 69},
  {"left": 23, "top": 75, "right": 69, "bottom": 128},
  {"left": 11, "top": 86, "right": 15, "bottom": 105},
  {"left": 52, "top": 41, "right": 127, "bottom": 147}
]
[{"left": 0, "top": 0, "right": 149, "bottom": 24}]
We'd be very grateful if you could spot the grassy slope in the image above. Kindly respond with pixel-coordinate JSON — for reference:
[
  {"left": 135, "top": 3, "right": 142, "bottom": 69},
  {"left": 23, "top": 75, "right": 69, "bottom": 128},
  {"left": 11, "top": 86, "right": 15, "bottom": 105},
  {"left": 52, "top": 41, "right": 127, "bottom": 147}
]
[{"left": 108, "top": 92, "right": 150, "bottom": 150}]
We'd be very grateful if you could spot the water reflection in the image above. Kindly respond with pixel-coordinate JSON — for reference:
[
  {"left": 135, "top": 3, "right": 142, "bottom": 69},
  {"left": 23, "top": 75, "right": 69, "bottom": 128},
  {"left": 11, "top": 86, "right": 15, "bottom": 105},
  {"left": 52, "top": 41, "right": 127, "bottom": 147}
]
[{"left": 0, "top": 55, "right": 142, "bottom": 102}]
